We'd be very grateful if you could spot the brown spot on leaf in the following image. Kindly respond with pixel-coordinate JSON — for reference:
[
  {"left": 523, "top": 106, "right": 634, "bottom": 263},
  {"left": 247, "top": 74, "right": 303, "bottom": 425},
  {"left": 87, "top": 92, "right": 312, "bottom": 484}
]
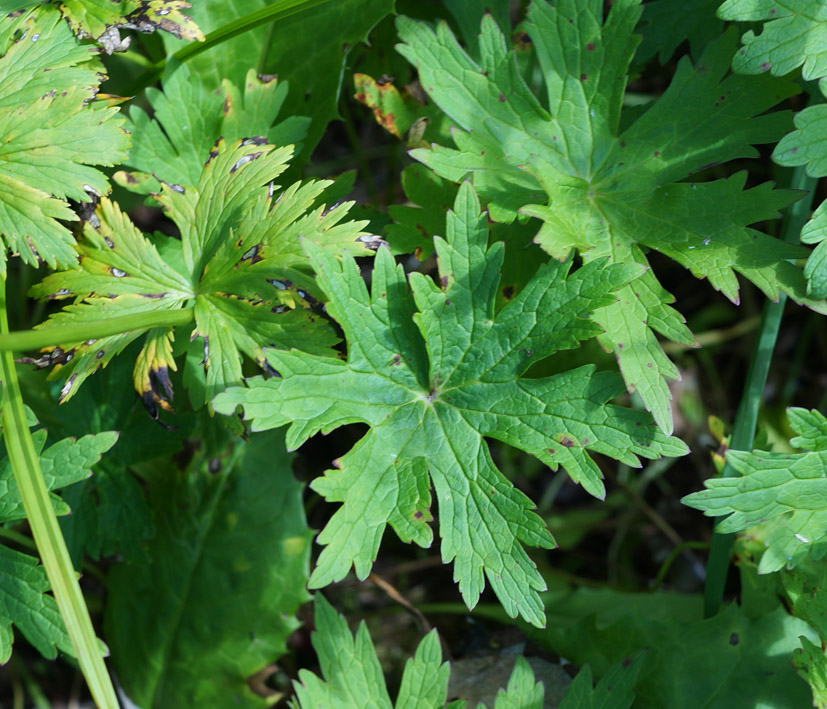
[{"left": 502, "top": 285, "right": 515, "bottom": 300}]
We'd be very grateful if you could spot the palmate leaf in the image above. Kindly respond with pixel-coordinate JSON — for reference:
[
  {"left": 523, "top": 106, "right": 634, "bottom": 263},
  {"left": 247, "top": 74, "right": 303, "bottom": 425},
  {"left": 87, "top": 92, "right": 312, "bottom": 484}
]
[
  {"left": 115, "top": 61, "right": 309, "bottom": 195},
  {"left": 30, "top": 138, "right": 373, "bottom": 413},
  {"left": 784, "top": 567, "right": 827, "bottom": 708},
  {"left": 683, "top": 408, "right": 827, "bottom": 574},
  {"left": 396, "top": 0, "right": 827, "bottom": 435},
  {"left": 0, "top": 4, "right": 129, "bottom": 277},
  {"left": 0, "top": 414, "right": 116, "bottom": 663},
  {"left": 215, "top": 183, "right": 687, "bottom": 627}
]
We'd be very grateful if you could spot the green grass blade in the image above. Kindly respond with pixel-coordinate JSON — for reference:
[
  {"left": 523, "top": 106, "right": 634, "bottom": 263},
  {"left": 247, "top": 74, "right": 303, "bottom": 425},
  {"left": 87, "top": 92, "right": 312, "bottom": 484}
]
[
  {"left": 0, "top": 307, "right": 194, "bottom": 352},
  {"left": 703, "top": 161, "right": 818, "bottom": 618},
  {"left": 0, "top": 282, "right": 118, "bottom": 707},
  {"left": 123, "top": 0, "right": 332, "bottom": 96}
]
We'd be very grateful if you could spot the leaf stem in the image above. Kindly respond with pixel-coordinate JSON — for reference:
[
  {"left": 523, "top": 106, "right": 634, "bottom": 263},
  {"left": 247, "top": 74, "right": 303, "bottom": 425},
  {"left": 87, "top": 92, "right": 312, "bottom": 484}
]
[
  {"left": 123, "top": 0, "right": 332, "bottom": 95},
  {"left": 0, "top": 281, "right": 118, "bottom": 708},
  {"left": 0, "top": 308, "right": 194, "bottom": 352},
  {"left": 702, "top": 162, "right": 817, "bottom": 618}
]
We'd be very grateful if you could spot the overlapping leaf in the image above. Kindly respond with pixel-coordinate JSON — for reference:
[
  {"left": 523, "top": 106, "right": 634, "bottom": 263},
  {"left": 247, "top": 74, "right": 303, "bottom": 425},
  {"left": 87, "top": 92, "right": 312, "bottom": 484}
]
[
  {"left": 396, "top": 0, "right": 826, "bottom": 434},
  {"left": 0, "top": 5, "right": 129, "bottom": 277},
  {"left": 683, "top": 408, "right": 827, "bottom": 573},
  {"left": 115, "top": 61, "right": 309, "bottom": 195},
  {"left": 0, "top": 416, "right": 116, "bottom": 663},
  {"left": 30, "top": 138, "right": 372, "bottom": 412},
  {"left": 215, "top": 183, "right": 687, "bottom": 626},
  {"left": 783, "top": 567, "right": 827, "bottom": 708}
]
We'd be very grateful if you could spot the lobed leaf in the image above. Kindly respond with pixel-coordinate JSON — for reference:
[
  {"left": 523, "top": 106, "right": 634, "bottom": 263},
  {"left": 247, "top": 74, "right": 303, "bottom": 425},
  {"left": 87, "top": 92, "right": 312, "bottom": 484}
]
[
  {"left": 31, "top": 138, "right": 372, "bottom": 411},
  {"left": 215, "top": 183, "right": 687, "bottom": 627},
  {"left": 396, "top": 0, "right": 825, "bottom": 434},
  {"left": 0, "top": 5, "right": 129, "bottom": 276},
  {"left": 683, "top": 407, "right": 827, "bottom": 573}
]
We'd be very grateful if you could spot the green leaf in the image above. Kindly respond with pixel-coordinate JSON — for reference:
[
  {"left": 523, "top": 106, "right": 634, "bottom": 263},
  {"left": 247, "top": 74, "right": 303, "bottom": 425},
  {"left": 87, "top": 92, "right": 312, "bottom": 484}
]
[
  {"left": 215, "top": 183, "right": 687, "bottom": 627},
  {"left": 801, "top": 200, "right": 827, "bottom": 299},
  {"left": 558, "top": 654, "right": 644, "bottom": 709},
  {"left": 31, "top": 137, "right": 371, "bottom": 410},
  {"left": 0, "top": 5, "right": 129, "bottom": 276},
  {"left": 0, "top": 545, "right": 74, "bottom": 664},
  {"left": 161, "top": 0, "right": 394, "bottom": 166},
  {"left": 396, "top": 1, "right": 823, "bottom": 434},
  {"left": 493, "top": 656, "right": 544, "bottom": 709},
  {"left": 105, "top": 429, "right": 312, "bottom": 708},
  {"left": 683, "top": 407, "right": 827, "bottom": 573},
  {"left": 719, "top": 0, "right": 827, "bottom": 82},
  {"left": 0, "top": 429, "right": 118, "bottom": 523},
  {"left": 784, "top": 567, "right": 827, "bottom": 708},
  {"left": 529, "top": 590, "right": 813, "bottom": 708},
  {"left": 637, "top": 0, "right": 723, "bottom": 64},
  {"left": 116, "top": 61, "right": 309, "bottom": 195}
]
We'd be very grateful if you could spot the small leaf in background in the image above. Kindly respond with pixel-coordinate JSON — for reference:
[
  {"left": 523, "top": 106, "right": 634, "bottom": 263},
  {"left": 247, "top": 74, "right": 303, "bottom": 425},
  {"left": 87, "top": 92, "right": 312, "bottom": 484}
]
[
  {"left": 683, "top": 408, "right": 827, "bottom": 573},
  {"left": 784, "top": 566, "right": 827, "bottom": 708},
  {"left": 558, "top": 653, "right": 644, "bottom": 709},
  {"left": 105, "top": 429, "right": 312, "bottom": 708},
  {"left": 215, "top": 183, "right": 687, "bottom": 627},
  {"left": 396, "top": 0, "right": 826, "bottom": 434},
  {"left": 529, "top": 590, "right": 814, "bottom": 708},
  {"left": 0, "top": 545, "right": 74, "bottom": 664},
  {"left": 0, "top": 5, "right": 129, "bottom": 276},
  {"left": 116, "top": 61, "right": 309, "bottom": 195},
  {"left": 31, "top": 138, "right": 372, "bottom": 410},
  {"left": 161, "top": 0, "right": 394, "bottom": 167}
]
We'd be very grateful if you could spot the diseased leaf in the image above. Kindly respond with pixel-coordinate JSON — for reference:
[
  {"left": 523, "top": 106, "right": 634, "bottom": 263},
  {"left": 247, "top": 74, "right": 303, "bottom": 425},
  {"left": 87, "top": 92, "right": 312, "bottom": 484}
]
[
  {"left": 0, "top": 545, "right": 74, "bottom": 664},
  {"left": 0, "top": 5, "right": 129, "bottom": 276},
  {"left": 31, "top": 138, "right": 372, "bottom": 411},
  {"left": 215, "top": 183, "right": 687, "bottom": 627},
  {"left": 396, "top": 1, "right": 825, "bottom": 434},
  {"left": 683, "top": 408, "right": 827, "bottom": 574},
  {"left": 115, "top": 62, "right": 309, "bottom": 195},
  {"left": 105, "top": 429, "right": 312, "bottom": 708}
]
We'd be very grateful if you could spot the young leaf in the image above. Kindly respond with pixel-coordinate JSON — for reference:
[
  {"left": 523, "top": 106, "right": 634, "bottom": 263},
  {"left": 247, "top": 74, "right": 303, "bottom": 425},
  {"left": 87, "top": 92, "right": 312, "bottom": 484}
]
[
  {"left": 396, "top": 0, "right": 825, "bottom": 434},
  {"left": 105, "top": 429, "right": 312, "bottom": 708},
  {"left": 558, "top": 654, "right": 644, "bottom": 709},
  {"left": 0, "top": 545, "right": 74, "bottom": 664},
  {"left": 493, "top": 656, "right": 544, "bottom": 709},
  {"left": 0, "top": 5, "right": 129, "bottom": 276},
  {"left": 683, "top": 407, "right": 827, "bottom": 573},
  {"left": 115, "top": 61, "right": 309, "bottom": 195},
  {"left": 214, "top": 183, "right": 687, "bottom": 627},
  {"left": 30, "top": 138, "right": 372, "bottom": 411}
]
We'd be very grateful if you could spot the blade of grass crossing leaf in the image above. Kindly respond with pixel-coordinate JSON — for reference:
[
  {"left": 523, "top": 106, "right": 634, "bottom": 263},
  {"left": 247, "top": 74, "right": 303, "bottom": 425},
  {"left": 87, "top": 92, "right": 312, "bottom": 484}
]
[
  {"left": 703, "top": 162, "right": 818, "bottom": 618},
  {"left": 123, "top": 0, "right": 333, "bottom": 96},
  {"left": 0, "top": 283, "right": 117, "bottom": 707},
  {"left": 0, "top": 307, "right": 194, "bottom": 352}
]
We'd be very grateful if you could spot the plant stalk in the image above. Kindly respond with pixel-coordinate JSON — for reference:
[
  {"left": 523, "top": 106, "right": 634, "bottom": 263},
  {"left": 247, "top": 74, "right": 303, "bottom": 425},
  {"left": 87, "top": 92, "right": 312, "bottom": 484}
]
[
  {"left": 0, "top": 281, "right": 118, "bottom": 708},
  {"left": 0, "top": 307, "right": 194, "bottom": 352},
  {"left": 703, "top": 162, "right": 818, "bottom": 618}
]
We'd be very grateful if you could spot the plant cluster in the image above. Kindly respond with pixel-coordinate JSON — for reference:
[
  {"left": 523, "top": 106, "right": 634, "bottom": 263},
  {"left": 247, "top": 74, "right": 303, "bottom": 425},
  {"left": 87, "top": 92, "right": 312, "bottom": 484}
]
[{"left": 1, "top": 0, "right": 827, "bottom": 706}]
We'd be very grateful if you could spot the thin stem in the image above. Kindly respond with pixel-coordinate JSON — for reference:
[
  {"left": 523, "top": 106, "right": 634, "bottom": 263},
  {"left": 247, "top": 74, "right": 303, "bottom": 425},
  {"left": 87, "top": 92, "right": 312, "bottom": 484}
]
[
  {"left": 0, "top": 307, "right": 194, "bottom": 352},
  {"left": 0, "top": 282, "right": 118, "bottom": 708},
  {"left": 703, "top": 162, "right": 817, "bottom": 618},
  {"left": 123, "top": 0, "right": 332, "bottom": 96}
]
